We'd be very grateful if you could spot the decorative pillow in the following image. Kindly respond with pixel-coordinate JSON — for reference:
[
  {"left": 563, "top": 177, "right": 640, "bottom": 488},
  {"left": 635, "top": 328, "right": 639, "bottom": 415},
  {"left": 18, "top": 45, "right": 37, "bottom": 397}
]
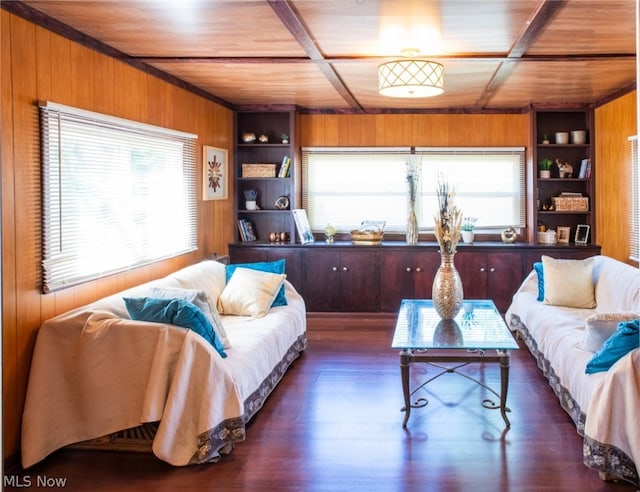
[
  {"left": 218, "top": 267, "right": 286, "bottom": 318},
  {"left": 585, "top": 319, "right": 639, "bottom": 373},
  {"left": 149, "top": 287, "right": 230, "bottom": 349},
  {"left": 226, "top": 259, "right": 287, "bottom": 307},
  {"left": 533, "top": 261, "right": 544, "bottom": 302},
  {"left": 541, "top": 255, "right": 596, "bottom": 308},
  {"left": 580, "top": 312, "right": 640, "bottom": 352},
  {"left": 123, "top": 297, "right": 227, "bottom": 358}
]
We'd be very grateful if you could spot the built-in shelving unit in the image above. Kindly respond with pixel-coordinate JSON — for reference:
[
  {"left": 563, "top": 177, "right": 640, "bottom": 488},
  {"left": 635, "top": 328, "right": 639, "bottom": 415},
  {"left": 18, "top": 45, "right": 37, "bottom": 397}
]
[
  {"left": 533, "top": 108, "right": 595, "bottom": 245},
  {"left": 234, "top": 110, "right": 297, "bottom": 244}
]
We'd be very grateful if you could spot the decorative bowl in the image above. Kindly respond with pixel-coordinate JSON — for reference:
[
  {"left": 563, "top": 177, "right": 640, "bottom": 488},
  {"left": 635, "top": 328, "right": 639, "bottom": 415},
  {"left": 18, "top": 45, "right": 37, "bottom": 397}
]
[{"left": 242, "top": 132, "right": 256, "bottom": 143}]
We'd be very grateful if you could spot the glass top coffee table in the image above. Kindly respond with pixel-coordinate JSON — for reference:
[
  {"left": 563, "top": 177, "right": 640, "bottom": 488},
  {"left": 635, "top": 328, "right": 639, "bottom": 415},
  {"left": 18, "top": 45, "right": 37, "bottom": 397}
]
[{"left": 391, "top": 299, "right": 519, "bottom": 428}]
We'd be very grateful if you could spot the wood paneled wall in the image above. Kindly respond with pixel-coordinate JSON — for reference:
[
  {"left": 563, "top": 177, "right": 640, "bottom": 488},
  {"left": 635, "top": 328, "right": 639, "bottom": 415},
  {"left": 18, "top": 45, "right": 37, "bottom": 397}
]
[
  {"left": 299, "top": 113, "right": 530, "bottom": 148},
  {"left": 594, "top": 91, "right": 638, "bottom": 263},
  {"left": 1, "top": 11, "right": 233, "bottom": 459}
]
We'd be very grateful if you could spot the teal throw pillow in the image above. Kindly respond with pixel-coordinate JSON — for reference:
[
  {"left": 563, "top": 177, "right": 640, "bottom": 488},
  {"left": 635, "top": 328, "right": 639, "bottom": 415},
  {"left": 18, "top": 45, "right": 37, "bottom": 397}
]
[
  {"left": 585, "top": 319, "right": 639, "bottom": 374},
  {"left": 533, "top": 262, "right": 544, "bottom": 302},
  {"left": 226, "top": 259, "right": 287, "bottom": 307},
  {"left": 124, "top": 297, "right": 227, "bottom": 358}
]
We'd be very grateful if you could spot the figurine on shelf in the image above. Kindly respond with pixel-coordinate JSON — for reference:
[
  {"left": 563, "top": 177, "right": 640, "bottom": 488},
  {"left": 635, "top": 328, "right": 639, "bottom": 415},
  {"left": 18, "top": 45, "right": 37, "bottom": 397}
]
[
  {"left": 258, "top": 133, "right": 269, "bottom": 143},
  {"left": 324, "top": 224, "right": 336, "bottom": 243},
  {"left": 556, "top": 159, "right": 574, "bottom": 178}
]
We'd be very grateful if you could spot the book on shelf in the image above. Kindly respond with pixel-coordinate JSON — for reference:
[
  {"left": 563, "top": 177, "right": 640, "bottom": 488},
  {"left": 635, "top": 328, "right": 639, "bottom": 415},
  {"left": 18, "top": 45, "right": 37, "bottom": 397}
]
[
  {"left": 237, "top": 219, "right": 257, "bottom": 242},
  {"left": 278, "top": 156, "right": 291, "bottom": 178},
  {"left": 578, "top": 158, "right": 591, "bottom": 179}
]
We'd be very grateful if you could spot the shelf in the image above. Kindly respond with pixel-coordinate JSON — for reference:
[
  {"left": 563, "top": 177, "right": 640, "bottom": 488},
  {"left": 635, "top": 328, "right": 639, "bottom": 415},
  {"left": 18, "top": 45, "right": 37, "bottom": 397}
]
[
  {"left": 234, "top": 110, "right": 297, "bottom": 243},
  {"left": 238, "top": 177, "right": 291, "bottom": 181},
  {"left": 538, "top": 211, "right": 591, "bottom": 215},
  {"left": 537, "top": 178, "right": 589, "bottom": 182},
  {"left": 537, "top": 144, "right": 590, "bottom": 148},
  {"left": 238, "top": 143, "right": 290, "bottom": 148},
  {"left": 239, "top": 209, "right": 291, "bottom": 213}
]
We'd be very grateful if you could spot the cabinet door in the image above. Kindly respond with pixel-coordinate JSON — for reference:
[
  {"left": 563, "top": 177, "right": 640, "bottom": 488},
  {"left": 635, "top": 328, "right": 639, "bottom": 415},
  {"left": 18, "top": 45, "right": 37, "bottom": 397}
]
[
  {"left": 338, "top": 250, "right": 378, "bottom": 312},
  {"left": 485, "top": 252, "right": 524, "bottom": 313},
  {"left": 378, "top": 250, "right": 439, "bottom": 312},
  {"left": 303, "top": 250, "right": 340, "bottom": 311},
  {"left": 303, "top": 249, "right": 378, "bottom": 312},
  {"left": 378, "top": 251, "right": 415, "bottom": 312},
  {"left": 266, "top": 249, "right": 304, "bottom": 296},
  {"left": 456, "top": 252, "right": 488, "bottom": 300}
]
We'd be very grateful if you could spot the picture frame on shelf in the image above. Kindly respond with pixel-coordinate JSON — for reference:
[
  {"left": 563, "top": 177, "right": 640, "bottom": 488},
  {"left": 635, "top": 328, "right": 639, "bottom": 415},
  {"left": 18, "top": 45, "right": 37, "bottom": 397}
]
[
  {"left": 557, "top": 226, "right": 571, "bottom": 244},
  {"left": 203, "top": 146, "right": 228, "bottom": 200},
  {"left": 575, "top": 224, "right": 590, "bottom": 245},
  {"left": 292, "top": 209, "right": 314, "bottom": 244}
]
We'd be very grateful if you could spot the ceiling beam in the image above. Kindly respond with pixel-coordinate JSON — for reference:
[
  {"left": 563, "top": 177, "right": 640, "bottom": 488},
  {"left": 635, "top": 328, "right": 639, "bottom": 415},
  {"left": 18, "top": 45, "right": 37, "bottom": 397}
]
[
  {"left": 476, "top": 0, "right": 566, "bottom": 108},
  {"left": 267, "top": 0, "right": 363, "bottom": 111}
]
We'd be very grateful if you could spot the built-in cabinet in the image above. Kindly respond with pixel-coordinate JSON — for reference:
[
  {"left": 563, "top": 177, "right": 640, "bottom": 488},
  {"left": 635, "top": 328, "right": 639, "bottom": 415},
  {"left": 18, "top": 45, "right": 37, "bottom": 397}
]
[
  {"left": 235, "top": 110, "right": 297, "bottom": 244},
  {"left": 228, "top": 243, "right": 601, "bottom": 313},
  {"left": 533, "top": 108, "right": 595, "bottom": 245}
]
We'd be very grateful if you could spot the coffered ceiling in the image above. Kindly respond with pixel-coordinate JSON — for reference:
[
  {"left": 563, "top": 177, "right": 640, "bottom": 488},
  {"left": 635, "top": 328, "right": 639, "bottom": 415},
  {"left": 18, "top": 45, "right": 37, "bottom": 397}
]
[{"left": 4, "top": 0, "right": 637, "bottom": 112}]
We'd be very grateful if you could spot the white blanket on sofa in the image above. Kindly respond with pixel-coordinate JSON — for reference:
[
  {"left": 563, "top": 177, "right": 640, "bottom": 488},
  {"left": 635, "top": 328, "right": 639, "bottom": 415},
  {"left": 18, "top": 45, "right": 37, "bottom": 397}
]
[
  {"left": 585, "top": 349, "right": 640, "bottom": 477},
  {"left": 22, "top": 267, "right": 306, "bottom": 468}
]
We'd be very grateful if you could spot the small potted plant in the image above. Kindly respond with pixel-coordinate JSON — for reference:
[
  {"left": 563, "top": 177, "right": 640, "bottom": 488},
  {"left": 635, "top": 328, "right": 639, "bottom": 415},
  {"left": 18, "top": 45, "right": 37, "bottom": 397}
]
[
  {"left": 244, "top": 189, "right": 258, "bottom": 210},
  {"left": 461, "top": 217, "right": 477, "bottom": 243},
  {"left": 539, "top": 158, "right": 553, "bottom": 179},
  {"left": 280, "top": 132, "right": 289, "bottom": 144},
  {"left": 542, "top": 133, "right": 550, "bottom": 145}
]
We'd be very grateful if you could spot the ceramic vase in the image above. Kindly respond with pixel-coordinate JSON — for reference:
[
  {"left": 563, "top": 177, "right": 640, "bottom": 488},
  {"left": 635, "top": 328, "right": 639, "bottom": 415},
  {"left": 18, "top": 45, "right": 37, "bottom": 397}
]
[
  {"left": 406, "top": 208, "right": 418, "bottom": 245},
  {"left": 432, "top": 252, "right": 463, "bottom": 320}
]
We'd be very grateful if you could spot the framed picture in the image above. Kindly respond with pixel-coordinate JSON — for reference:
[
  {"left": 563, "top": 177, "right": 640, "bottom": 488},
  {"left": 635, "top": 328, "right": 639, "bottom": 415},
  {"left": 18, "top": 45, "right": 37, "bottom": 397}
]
[
  {"left": 557, "top": 226, "right": 571, "bottom": 244},
  {"left": 203, "top": 146, "right": 228, "bottom": 200},
  {"left": 292, "top": 209, "right": 314, "bottom": 244},
  {"left": 575, "top": 224, "right": 590, "bottom": 245}
]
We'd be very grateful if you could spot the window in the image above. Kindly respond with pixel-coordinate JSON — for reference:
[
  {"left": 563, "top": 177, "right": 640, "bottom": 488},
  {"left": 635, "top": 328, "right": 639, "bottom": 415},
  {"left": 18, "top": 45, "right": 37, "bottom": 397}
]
[
  {"left": 629, "top": 136, "right": 639, "bottom": 262},
  {"left": 301, "top": 146, "right": 525, "bottom": 233},
  {"left": 40, "top": 102, "right": 197, "bottom": 293}
]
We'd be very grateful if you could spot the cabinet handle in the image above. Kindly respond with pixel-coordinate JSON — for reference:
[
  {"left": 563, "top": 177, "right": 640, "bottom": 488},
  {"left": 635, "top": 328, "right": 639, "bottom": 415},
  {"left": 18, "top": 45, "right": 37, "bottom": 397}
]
[
  {"left": 480, "top": 267, "right": 486, "bottom": 272},
  {"left": 331, "top": 266, "right": 338, "bottom": 272},
  {"left": 342, "top": 266, "right": 349, "bottom": 272},
  {"left": 405, "top": 267, "right": 412, "bottom": 272},
  {"left": 490, "top": 267, "right": 496, "bottom": 272},
  {"left": 415, "top": 267, "right": 422, "bottom": 272}
]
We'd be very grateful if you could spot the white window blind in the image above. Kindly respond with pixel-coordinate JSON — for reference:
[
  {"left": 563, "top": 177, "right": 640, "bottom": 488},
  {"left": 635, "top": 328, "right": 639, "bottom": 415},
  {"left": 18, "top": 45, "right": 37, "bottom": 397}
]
[
  {"left": 40, "top": 102, "right": 198, "bottom": 293},
  {"left": 416, "top": 147, "right": 526, "bottom": 231},
  {"left": 301, "top": 146, "right": 525, "bottom": 233},
  {"left": 302, "top": 147, "right": 411, "bottom": 232},
  {"left": 629, "top": 136, "right": 639, "bottom": 262}
]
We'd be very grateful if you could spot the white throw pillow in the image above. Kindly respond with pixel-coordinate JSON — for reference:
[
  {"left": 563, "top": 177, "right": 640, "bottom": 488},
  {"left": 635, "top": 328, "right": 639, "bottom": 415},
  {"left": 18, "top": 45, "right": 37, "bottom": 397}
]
[
  {"left": 541, "top": 255, "right": 596, "bottom": 309},
  {"left": 149, "top": 287, "right": 231, "bottom": 349},
  {"left": 580, "top": 312, "right": 639, "bottom": 352},
  {"left": 217, "top": 267, "right": 286, "bottom": 318}
]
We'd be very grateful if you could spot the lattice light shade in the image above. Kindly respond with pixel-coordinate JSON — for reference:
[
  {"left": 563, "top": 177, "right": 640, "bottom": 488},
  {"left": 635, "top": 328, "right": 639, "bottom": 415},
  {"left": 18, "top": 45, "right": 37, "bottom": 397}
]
[{"left": 378, "top": 58, "right": 444, "bottom": 98}]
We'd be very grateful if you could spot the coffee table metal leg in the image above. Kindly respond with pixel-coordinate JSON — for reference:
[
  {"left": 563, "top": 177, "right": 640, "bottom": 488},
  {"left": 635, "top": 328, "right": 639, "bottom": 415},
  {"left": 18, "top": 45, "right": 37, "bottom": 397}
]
[
  {"left": 498, "top": 350, "right": 511, "bottom": 427},
  {"left": 400, "top": 350, "right": 411, "bottom": 428}
]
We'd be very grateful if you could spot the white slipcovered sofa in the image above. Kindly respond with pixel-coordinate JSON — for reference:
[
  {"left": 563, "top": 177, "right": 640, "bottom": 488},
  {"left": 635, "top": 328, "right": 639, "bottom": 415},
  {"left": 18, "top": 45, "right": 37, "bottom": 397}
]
[
  {"left": 21, "top": 259, "right": 307, "bottom": 467},
  {"left": 506, "top": 255, "right": 639, "bottom": 486}
]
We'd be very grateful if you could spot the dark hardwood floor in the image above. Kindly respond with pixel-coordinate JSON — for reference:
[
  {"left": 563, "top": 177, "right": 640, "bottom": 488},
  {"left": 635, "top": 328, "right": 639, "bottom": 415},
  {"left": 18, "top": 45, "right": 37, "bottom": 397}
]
[{"left": 6, "top": 314, "right": 636, "bottom": 492}]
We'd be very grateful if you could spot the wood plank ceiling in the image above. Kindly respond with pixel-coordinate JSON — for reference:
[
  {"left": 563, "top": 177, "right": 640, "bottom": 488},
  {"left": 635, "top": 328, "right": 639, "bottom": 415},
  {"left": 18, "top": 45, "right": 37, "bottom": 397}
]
[{"left": 4, "top": 0, "right": 637, "bottom": 112}]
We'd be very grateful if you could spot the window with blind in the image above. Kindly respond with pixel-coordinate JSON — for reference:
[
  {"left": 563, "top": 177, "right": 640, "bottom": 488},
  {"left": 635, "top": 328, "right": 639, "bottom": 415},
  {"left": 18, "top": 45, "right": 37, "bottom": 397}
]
[
  {"left": 629, "top": 136, "right": 639, "bottom": 262},
  {"left": 40, "top": 102, "right": 198, "bottom": 293},
  {"left": 301, "top": 146, "right": 526, "bottom": 233}
]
